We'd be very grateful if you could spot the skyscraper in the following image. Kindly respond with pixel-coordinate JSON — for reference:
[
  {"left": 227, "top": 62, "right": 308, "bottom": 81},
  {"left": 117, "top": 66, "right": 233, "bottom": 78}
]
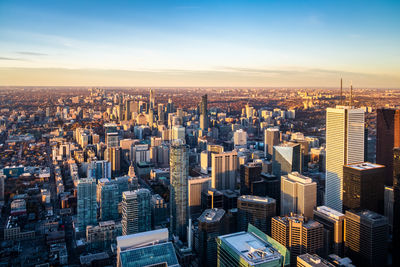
[
  {"left": 238, "top": 195, "right": 276, "bottom": 235},
  {"left": 265, "top": 128, "right": 280, "bottom": 157},
  {"left": 272, "top": 143, "right": 301, "bottom": 176},
  {"left": 211, "top": 151, "right": 238, "bottom": 190},
  {"left": 280, "top": 172, "right": 316, "bottom": 218},
  {"left": 240, "top": 162, "right": 262, "bottom": 195},
  {"left": 199, "top": 94, "right": 208, "bottom": 131},
  {"left": 169, "top": 139, "right": 189, "bottom": 241},
  {"left": 99, "top": 183, "right": 119, "bottom": 221},
  {"left": 393, "top": 148, "right": 400, "bottom": 266},
  {"left": 342, "top": 162, "right": 385, "bottom": 213},
  {"left": 344, "top": 210, "right": 388, "bottom": 267},
  {"left": 197, "top": 208, "right": 226, "bottom": 266},
  {"left": 233, "top": 129, "right": 247, "bottom": 148},
  {"left": 376, "top": 108, "right": 400, "bottom": 186},
  {"left": 105, "top": 147, "right": 121, "bottom": 176},
  {"left": 121, "top": 189, "right": 151, "bottom": 236},
  {"left": 77, "top": 178, "right": 97, "bottom": 231},
  {"left": 271, "top": 214, "right": 324, "bottom": 265},
  {"left": 325, "top": 106, "right": 365, "bottom": 212},
  {"left": 313, "top": 206, "right": 345, "bottom": 257}
]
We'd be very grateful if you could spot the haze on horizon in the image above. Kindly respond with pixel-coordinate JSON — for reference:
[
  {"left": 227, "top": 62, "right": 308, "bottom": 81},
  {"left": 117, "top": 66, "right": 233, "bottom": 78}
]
[{"left": 0, "top": 0, "right": 399, "bottom": 88}]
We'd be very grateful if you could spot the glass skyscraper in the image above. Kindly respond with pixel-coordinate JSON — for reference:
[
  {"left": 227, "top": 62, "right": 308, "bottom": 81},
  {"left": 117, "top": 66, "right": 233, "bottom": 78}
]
[
  {"left": 170, "top": 139, "right": 189, "bottom": 241},
  {"left": 121, "top": 189, "right": 151, "bottom": 236},
  {"left": 77, "top": 178, "right": 97, "bottom": 231}
]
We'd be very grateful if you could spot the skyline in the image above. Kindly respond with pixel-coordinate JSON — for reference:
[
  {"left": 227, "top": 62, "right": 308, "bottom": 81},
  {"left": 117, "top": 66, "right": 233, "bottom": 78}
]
[{"left": 1, "top": 0, "right": 400, "bottom": 87}]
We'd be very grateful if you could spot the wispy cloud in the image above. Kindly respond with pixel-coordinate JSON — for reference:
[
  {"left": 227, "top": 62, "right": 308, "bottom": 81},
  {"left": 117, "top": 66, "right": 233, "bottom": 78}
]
[
  {"left": 16, "top": 51, "right": 47, "bottom": 56},
  {"left": 0, "top": 57, "right": 28, "bottom": 61}
]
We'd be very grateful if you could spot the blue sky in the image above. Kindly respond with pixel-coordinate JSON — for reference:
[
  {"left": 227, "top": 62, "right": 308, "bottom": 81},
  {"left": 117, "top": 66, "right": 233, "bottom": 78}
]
[{"left": 0, "top": 0, "right": 399, "bottom": 87}]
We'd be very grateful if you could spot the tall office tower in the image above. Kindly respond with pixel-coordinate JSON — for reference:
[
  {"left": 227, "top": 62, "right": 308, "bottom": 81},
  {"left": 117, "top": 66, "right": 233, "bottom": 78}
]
[
  {"left": 326, "top": 106, "right": 365, "bottom": 212},
  {"left": 169, "top": 139, "right": 189, "bottom": 241},
  {"left": 376, "top": 108, "right": 400, "bottom": 186},
  {"left": 124, "top": 99, "right": 131, "bottom": 120},
  {"left": 121, "top": 189, "right": 151, "bottom": 236},
  {"left": 116, "top": 229, "right": 179, "bottom": 267},
  {"left": 342, "top": 162, "right": 385, "bottom": 213},
  {"left": 272, "top": 143, "right": 301, "bottom": 176},
  {"left": 167, "top": 98, "right": 174, "bottom": 113},
  {"left": 105, "top": 147, "right": 121, "bottom": 176},
  {"left": 238, "top": 195, "right": 276, "bottom": 235},
  {"left": 151, "top": 194, "right": 168, "bottom": 228},
  {"left": 199, "top": 94, "right": 208, "bottom": 131},
  {"left": 260, "top": 173, "right": 281, "bottom": 205},
  {"left": 240, "top": 162, "right": 262, "bottom": 195},
  {"left": 393, "top": 148, "right": 400, "bottom": 266},
  {"left": 297, "top": 254, "right": 335, "bottom": 267},
  {"left": 384, "top": 186, "right": 394, "bottom": 230},
  {"left": 188, "top": 176, "right": 211, "bottom": 216},
  {"left": 157, "top": 103, "right": 165, "bottom": 123},
  {"left": 280, "top": 172, "right": 316, "bottom": 218},
  {"left": 265, "top": 128, "right": 280, "bottom": 157},
  {"left": 87, "top": 160, "right": 111, "bottom": 181},
  {"left": 344, "top": 210, "right": 388, "bottom": 267},
  {"left": 217, "top": 224, "right": 289, "bottom": 267},
  {"left": 211, "top": 151, "right": 238, "bottom": 190},
  {"left": 313, "top": 206, "right": 345, "bottom": 257},
  {"left": 271, "top": 214, "right": 324, "bottom": 266},
  {"left": 99, "top": 183, "right": 119, "bottom": 221},
  {"left": 106, "top": 132, "right": 119, "bottom": 148},
  {"left": 233, "top": 129, "right": 248, "bottom": 147},
  {"left": 197, "top": 209, "right": 226, "bottom": 266},
  {"left": 0, "top": 174, "right": 5, "bottom": 200},
  {"left": 201, "top": 188, "right": 224, "bottom": 210},
  {"left": 77, "top": 178, "right": 97, "bottom": 231}
]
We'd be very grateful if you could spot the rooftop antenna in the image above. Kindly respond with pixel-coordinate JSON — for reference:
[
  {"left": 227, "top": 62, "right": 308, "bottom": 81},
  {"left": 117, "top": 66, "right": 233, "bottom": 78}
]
[
  {"left": 350, "top": 81, "right": 353, "bottom": 106},
  {"left": 340, "top": 78, "right": 343, "bottom": 105}
]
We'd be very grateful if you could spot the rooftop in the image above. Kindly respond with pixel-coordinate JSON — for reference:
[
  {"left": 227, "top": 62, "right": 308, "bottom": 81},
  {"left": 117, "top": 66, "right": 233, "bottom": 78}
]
[
  {"left": 298, "top": 254, "right": 335, "bottom": 267},
  {"left": 345, "top": 162, "right": 385, "bottom": 171},
  {"left": 218, "top": 231, "right": 282, "bottom": 265},
  {"left": 239, "top": 195, "right": 276, "bottom": 204},
  {"left": 315, "top": 206, "right": 345, "bottom": 220},
  {"left": 198, "top": 208, "right": 225, "bottom": 223}
]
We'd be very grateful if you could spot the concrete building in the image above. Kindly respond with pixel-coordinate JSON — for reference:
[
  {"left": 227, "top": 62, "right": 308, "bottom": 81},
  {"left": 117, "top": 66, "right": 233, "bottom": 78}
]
[
  {"left": 211, "top": 151, "right": 238, "bottom": 191},
  {"left": 265, "top": 128, "right": 280, "bottom": 157},
  {"left": 188, "top": 176, "right": 211, "bottom": 216},
  {"left": 86, "top": 220, "right": 122, "bottom": 250},
  {"left": 121, "top": 189, "right": 151, "bottom": 235},
  {"left": 281, "top": 172, "right": 316, "bottom": 218},
  {"left": 271, "top": 214, "right": 324, "bottom": 266},
  {"left": 313, "top": 206, "right": 345, "bottom": 257},
  {"left": 233, "top": 129, "right": 248, "bottom": 148},
  {"left": 326, "top": 106, "right": 365, "bottom": 212}
]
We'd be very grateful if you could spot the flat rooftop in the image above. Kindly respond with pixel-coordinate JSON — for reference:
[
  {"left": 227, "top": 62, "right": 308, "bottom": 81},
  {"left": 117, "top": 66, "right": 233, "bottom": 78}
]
[
  {"left": 316, "top": 206, "right": 345, "bottom": 220},
  {"left": 345, "top": 162, "right": 385, "bottom": 171},
  {"left": 218, "top": 231, "right": 281, "bottom": 265},
  {"left": 238, "top": 195, "right": 276, "bottom": 204},
  {"left": 198, "top": 208, "right": 225, "bottom": 223},
  {"left": 298, "top": 253, "right": 335, "bottom": 267}
]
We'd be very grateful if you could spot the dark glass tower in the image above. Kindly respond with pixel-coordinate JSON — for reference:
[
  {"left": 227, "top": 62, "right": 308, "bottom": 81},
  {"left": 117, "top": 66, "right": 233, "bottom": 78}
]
[
  {"left": 376, "top": 108, "right": 400, "bottom": 186},
  {"left": 393, "top": 148, "right": 400, "bottom": 266}
]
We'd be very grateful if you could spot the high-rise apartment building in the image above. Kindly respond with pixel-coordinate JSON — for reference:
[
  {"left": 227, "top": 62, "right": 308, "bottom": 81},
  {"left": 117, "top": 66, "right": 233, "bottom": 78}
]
[
  {"left": 169, "top": 139, "right": 189, "bottom": 241},
  {"left": 77, "top": 178, "right": 97, "bottom": 231},
  {"left": 99, "top": 183, "right": 119, "bottom": 221},
  {"left": 325, "top": 106, "right": 365, "bottom": 212},
  {"left": 199, "top": 94, "right": 208, "bottom": 131},
  {"left": 86, "top": 220, "right": 122, "bottom": 250},
  {"left": 106, "top": 132, "right": 119, "bottom": 148},
  {"left": 344, "top": 210, "right": 388, "bottom": 267},
  {"left": 281, "top": 172, "right": 316, "bottom": 218},
  {"left": 376, "top": 108, "right": 400, "bottom": 186},
  {"left": 238, "top": 195, "right": 276, "bottom": 235},
  {"left": 265, "top": 128, "right": 280, "bottom": 157},
  {"left": 211, "top": 151, "right": 238, "bottom": 191},
  {"left": 87, "top": 160, "right": 111, "bottom": 181},
  {"left": 271, "top": 214, "right": 324, "bottom": 266},
  {"left": 233, "top": 129, "right": 247, "bottom": 148},
  {"left": 121, "top": 189, "right": 151, "bottom": 235},
  {"left": 343, "top": 162, "right": 385, "bottom": 213},
  {"left": 313, "top": 206, "right": 345, "bottom": 257}
]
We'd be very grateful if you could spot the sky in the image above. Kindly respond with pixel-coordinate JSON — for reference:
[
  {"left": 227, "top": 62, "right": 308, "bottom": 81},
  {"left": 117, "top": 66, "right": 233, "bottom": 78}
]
[{"left": 0, "top": 0, "right": 399, "bottom": 87}]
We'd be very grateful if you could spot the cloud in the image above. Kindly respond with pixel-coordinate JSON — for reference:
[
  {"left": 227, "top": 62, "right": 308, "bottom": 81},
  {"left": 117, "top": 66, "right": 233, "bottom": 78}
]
[
  {"left": 0, "top": 57, "right": 27, "bottom": 61},
  {"left": 16, "top": 51, "right": 48, "bottom": 56}
]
